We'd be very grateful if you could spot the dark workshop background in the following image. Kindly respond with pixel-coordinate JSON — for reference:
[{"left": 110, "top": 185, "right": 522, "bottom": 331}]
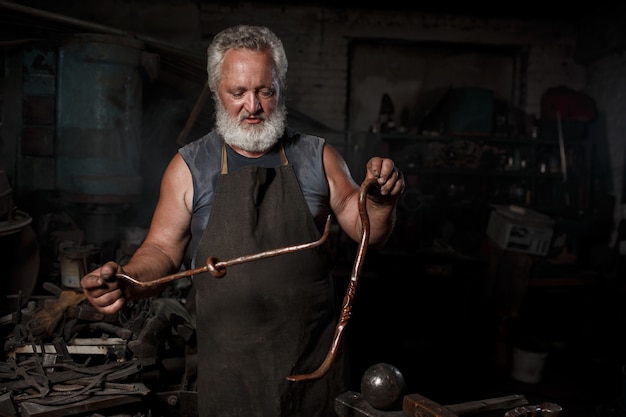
[{"left": 2, "top": 1, "right": 626, "bottom": 416}]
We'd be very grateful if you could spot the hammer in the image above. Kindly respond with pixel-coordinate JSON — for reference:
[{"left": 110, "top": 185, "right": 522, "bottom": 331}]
[{"left": 336, "top": 391, "right": 528, "bottom": 417}]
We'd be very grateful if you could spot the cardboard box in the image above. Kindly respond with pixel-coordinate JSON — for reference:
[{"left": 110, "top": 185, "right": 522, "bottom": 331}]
[{"left": 486, "top": 205, "right": 554, "bottom": 256}]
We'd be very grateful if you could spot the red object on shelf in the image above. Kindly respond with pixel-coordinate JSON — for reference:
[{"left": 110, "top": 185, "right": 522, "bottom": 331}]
[{"left": 540, "top": 86, "right": 596, "bottom": 122}]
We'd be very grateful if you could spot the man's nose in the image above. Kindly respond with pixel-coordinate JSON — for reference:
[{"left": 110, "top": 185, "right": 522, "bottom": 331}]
[{"left": 244, "top": 92, "right": 261, "bottom": 113}]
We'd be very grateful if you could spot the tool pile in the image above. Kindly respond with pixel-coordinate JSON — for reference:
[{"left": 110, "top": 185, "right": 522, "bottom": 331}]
[{"left": 0, "top": 282, "right": 197, "bottom": 417}]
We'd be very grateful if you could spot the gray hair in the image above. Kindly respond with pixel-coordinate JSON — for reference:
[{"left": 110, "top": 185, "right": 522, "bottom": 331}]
[{"left": 206, "top": 25, "right": 288, "bottom": 94}]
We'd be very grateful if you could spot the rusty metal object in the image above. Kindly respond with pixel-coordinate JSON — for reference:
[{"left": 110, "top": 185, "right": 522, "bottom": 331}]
[
  {"left": 116, "top": 214, "right": 332, "bottom": 287},
  {"left": 127, "top": 298, "right": 189, "bottom": 359},
  {"left": 18, "top": 389, "right": 146, "bottom": 417},
  {"left": 336, "top": 391, "right": 405, "bottom": 417},
  {"left": 336, "top": 391, "right": 529, "bottom": 417},
  {"left": 286, "top": 178, "right": 380, "bottom": 382},
  {"left": 3, "top": 357, "right": 153, "bottom": 413},
  {"left": 87, "top": 322, "right": 133, "bottom": 340},
  {"left": 145, "top": 390, "right": 198, "bottom": 417},
  {"left": 504, "top": 402, "right": 562, "bottom": 417},
  {"left": 404, "top": 393, "right": 529, "bottom": 417}
]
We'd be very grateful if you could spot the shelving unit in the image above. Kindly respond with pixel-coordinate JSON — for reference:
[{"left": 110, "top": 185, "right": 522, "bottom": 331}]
[
  {"left": 379, "top": 133, "right": 593, "bottom": 216},
  {"left": 374, "top": 133, "right": 593, "bottom": 255}
]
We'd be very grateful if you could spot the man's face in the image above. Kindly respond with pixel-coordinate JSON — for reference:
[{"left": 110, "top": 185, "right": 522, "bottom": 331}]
[{"left": 215, "top": 49, "right": 286, "bottom": 153}]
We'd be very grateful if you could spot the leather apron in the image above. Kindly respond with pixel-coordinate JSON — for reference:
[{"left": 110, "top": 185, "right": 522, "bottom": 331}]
[{"left": 194, "top": 142, "right": 345, "bottom": 417}]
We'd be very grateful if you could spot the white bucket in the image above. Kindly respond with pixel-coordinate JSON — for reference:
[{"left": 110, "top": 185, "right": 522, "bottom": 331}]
[{"left": 511, "top": 346, "right": 548, "bottom": 383}]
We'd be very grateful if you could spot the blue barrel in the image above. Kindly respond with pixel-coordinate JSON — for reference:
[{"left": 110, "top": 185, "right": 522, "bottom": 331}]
[{"left": 56, "top": 33, "right": 145, "bottom": 204}]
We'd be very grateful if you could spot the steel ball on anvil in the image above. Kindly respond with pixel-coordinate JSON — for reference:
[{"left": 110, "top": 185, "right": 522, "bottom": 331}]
[{"left": 360, "top": 362, "right": 407, "bottom": 410}]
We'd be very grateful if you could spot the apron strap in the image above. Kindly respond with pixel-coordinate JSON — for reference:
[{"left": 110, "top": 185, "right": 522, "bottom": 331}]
[
  {"left": 220, "top": 140, "right": 289, "bottom": 174},
  {"left": 221, "top": 141, "right": 228, "bottom": 174},
  {"left": 279, "top": 142, "right": 289, "bottom": 165}
]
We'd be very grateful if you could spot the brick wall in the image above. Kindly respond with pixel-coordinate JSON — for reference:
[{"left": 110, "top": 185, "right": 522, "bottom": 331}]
[{"left": 198, "top": 3, "right": 584, "bottom": 133}]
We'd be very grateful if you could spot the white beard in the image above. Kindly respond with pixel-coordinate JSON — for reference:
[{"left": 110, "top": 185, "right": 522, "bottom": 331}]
[{"left": 215, "top": 101, "right": 287, "bottom": 153}]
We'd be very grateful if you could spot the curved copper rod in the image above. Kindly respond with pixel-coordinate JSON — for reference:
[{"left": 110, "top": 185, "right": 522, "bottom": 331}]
[
  {"left": 286, "top": 177, "right": 379, "bottom": 382},
  {"left": 116, "top": 214, "right": 332, "bottom": 287}
]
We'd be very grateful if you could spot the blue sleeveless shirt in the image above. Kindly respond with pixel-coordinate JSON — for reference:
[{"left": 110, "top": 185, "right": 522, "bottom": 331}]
[{"left": 178, "top": 127, "right": 330, "bottom": 266}]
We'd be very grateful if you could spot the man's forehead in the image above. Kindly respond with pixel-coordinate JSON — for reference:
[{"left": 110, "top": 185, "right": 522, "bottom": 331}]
[{"left": 220, "top": 51, "right": 276, "bottom": 90}]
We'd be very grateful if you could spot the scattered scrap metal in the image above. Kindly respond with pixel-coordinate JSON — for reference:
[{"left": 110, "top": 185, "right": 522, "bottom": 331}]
[{"left": 1, "top": 282, "right": 196, "bottom": 417}]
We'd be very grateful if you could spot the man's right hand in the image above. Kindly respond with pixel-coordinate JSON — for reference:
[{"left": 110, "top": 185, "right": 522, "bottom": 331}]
[{"left": 80, "top": 261, "right": 127, "bottom": 315}]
